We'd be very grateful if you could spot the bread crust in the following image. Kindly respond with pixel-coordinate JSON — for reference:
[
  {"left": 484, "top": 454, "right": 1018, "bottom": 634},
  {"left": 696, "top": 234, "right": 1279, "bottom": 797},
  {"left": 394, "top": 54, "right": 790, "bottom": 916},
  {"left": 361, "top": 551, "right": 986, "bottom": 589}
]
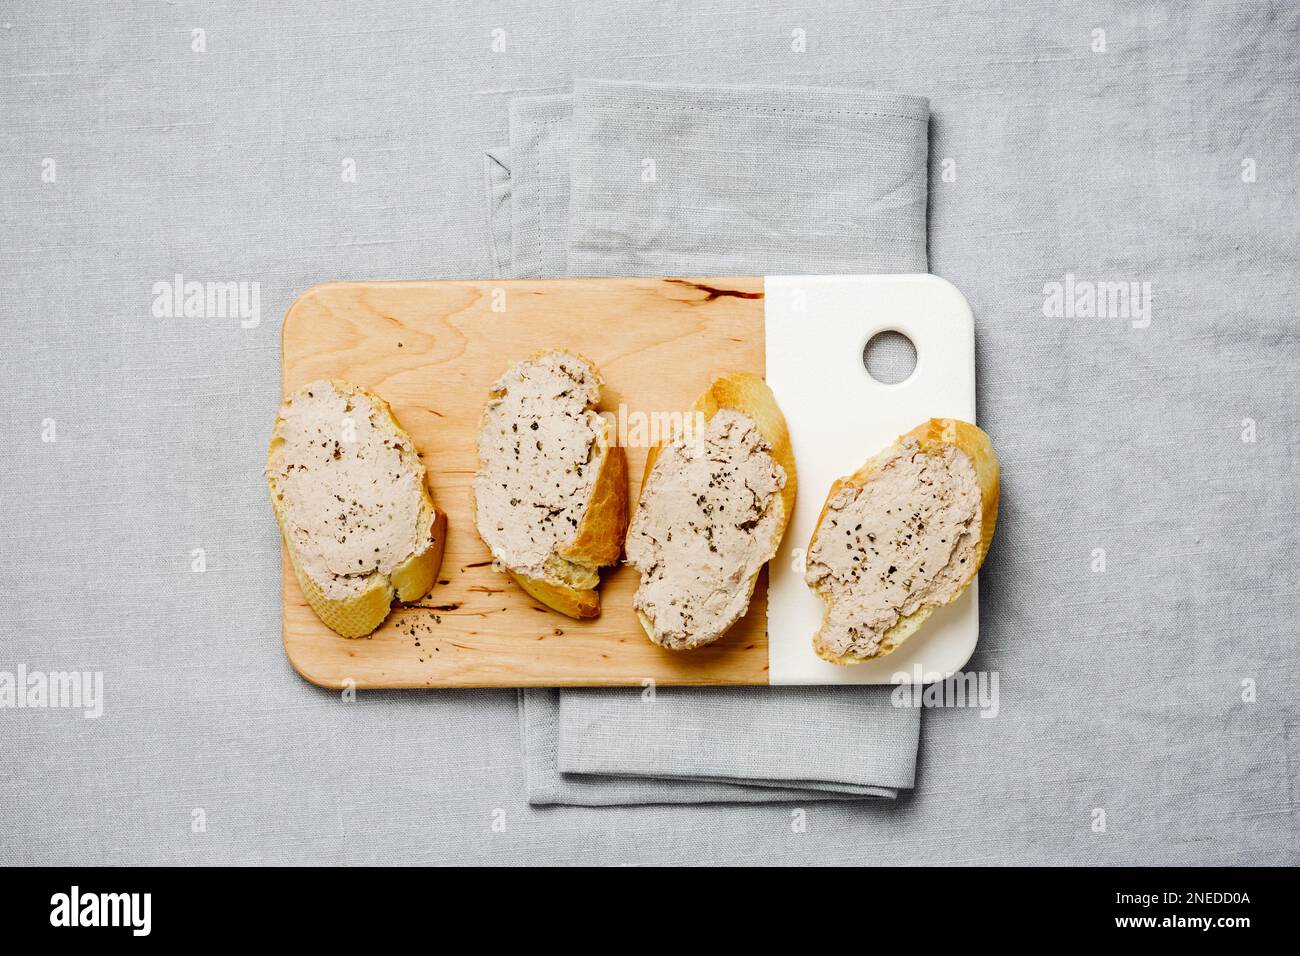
[
  {"left": 561, "top": 414, "right": 630, "bottom": 571},
  {"left": 507, "top": 569, "right": 601, "bottom": 619},
  {"left": 472, "top": 351, "right": 628, "bottom": 619},
  {"left": 807, "top": 417, "right": 999, "bottom": 664},
  {"left": 632, "top": 372, "right": 796, "bottom": 648},
  {"left": 268, "top": 380, "right": 445, "bottom": 638}
]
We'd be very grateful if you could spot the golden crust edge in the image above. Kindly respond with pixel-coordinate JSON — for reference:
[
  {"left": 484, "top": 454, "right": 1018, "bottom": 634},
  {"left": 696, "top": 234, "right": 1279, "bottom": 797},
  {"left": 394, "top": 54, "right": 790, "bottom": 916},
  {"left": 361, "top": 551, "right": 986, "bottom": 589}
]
[{"left": 509, "top": 570, "right": 601, "bottom": 620}]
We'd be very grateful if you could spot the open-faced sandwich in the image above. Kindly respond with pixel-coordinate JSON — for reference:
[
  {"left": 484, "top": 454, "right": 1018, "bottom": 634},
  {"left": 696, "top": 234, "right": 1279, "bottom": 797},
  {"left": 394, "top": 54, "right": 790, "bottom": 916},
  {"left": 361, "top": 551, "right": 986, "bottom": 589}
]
[
  {"left": 805, "top": 418, "right": 999, "bottom": 664},
  {"left": 625, "top": 373, "right": 796, "bottom": 650},
  {"left": 267, "top": 380, "right": 446, "bottom": 638},
  {"left": 471, "top": 350, "right": 628, "bottom": 619}
]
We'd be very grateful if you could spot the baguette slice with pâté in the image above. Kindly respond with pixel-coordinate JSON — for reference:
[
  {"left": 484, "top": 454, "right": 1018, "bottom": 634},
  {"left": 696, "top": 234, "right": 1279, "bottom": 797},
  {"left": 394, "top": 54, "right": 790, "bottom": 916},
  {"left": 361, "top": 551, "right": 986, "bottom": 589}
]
[
  {"left": 625, "top": 373, "right": 797, "bottom": 650},
  {"left": 805, "top": 418, "right": 999, "bottom": 664},
  {"left": 471, "top": 351, "right": 628, "bottom": 619},
  {"left": 267, "top": 380, "right": 446, "bottom": 638}
]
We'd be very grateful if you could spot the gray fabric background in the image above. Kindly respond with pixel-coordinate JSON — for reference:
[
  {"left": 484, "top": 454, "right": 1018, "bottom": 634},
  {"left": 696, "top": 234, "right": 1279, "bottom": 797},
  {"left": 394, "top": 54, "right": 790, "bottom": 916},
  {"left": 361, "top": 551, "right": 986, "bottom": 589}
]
[{"left": 2, "top": 1, "right": 1297, "bottom": 865}]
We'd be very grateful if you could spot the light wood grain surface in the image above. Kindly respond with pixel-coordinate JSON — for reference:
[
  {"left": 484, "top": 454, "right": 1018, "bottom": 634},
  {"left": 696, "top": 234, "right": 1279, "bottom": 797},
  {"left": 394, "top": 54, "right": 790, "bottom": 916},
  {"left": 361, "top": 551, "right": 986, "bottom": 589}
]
[{"left": 280, "top": 277, "right": 772, "bottom": 687}]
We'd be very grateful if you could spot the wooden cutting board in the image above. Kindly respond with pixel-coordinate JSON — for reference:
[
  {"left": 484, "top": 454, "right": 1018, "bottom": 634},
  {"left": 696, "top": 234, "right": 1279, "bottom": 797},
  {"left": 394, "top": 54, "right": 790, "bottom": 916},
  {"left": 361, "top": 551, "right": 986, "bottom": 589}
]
[{"left": 279, "top": 275, "right": 977, "bottom": 688}]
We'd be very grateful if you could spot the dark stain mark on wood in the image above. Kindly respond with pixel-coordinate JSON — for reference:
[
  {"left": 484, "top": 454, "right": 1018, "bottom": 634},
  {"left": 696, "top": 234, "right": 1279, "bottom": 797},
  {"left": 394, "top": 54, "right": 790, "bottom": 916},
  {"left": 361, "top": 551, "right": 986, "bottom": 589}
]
[{"left": 667, "top": 279, "right": 764, "bottom": 302}]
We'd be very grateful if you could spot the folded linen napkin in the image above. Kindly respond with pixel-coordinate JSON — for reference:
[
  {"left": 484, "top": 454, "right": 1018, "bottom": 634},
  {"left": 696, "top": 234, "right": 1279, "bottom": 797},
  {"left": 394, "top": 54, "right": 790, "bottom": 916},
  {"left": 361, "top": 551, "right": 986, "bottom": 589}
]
[{"left": 489, "top": 79, "right": 930, "bottom": 805}]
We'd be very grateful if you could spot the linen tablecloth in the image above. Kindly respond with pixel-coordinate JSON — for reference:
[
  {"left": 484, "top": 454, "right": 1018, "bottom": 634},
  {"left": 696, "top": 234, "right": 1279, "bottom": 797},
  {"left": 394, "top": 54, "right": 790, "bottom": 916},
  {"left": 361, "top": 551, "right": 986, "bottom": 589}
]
[{"left": 2, "top": 0, "right": 1295, "bottom": 864}]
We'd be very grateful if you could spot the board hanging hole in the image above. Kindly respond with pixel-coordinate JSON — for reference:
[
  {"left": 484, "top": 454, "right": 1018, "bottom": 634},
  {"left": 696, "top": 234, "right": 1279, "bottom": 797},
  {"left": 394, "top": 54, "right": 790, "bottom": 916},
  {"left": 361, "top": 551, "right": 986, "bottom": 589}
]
[{"left": 862, "top": 330, "right": 917, "bottom": 385}]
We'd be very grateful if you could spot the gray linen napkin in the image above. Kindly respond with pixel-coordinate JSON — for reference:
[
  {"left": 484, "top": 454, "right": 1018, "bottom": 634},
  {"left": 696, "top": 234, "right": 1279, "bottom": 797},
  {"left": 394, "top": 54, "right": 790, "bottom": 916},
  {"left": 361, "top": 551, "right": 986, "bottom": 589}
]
[
  {"left": 491, "top": 79, "right": 930, "bottom": 806},
  {"left": 568, "top": 79, "right": 929, "bottom": 276},
  {"left": 507, "top": 94, "right": 575, "bottom": 278}
]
